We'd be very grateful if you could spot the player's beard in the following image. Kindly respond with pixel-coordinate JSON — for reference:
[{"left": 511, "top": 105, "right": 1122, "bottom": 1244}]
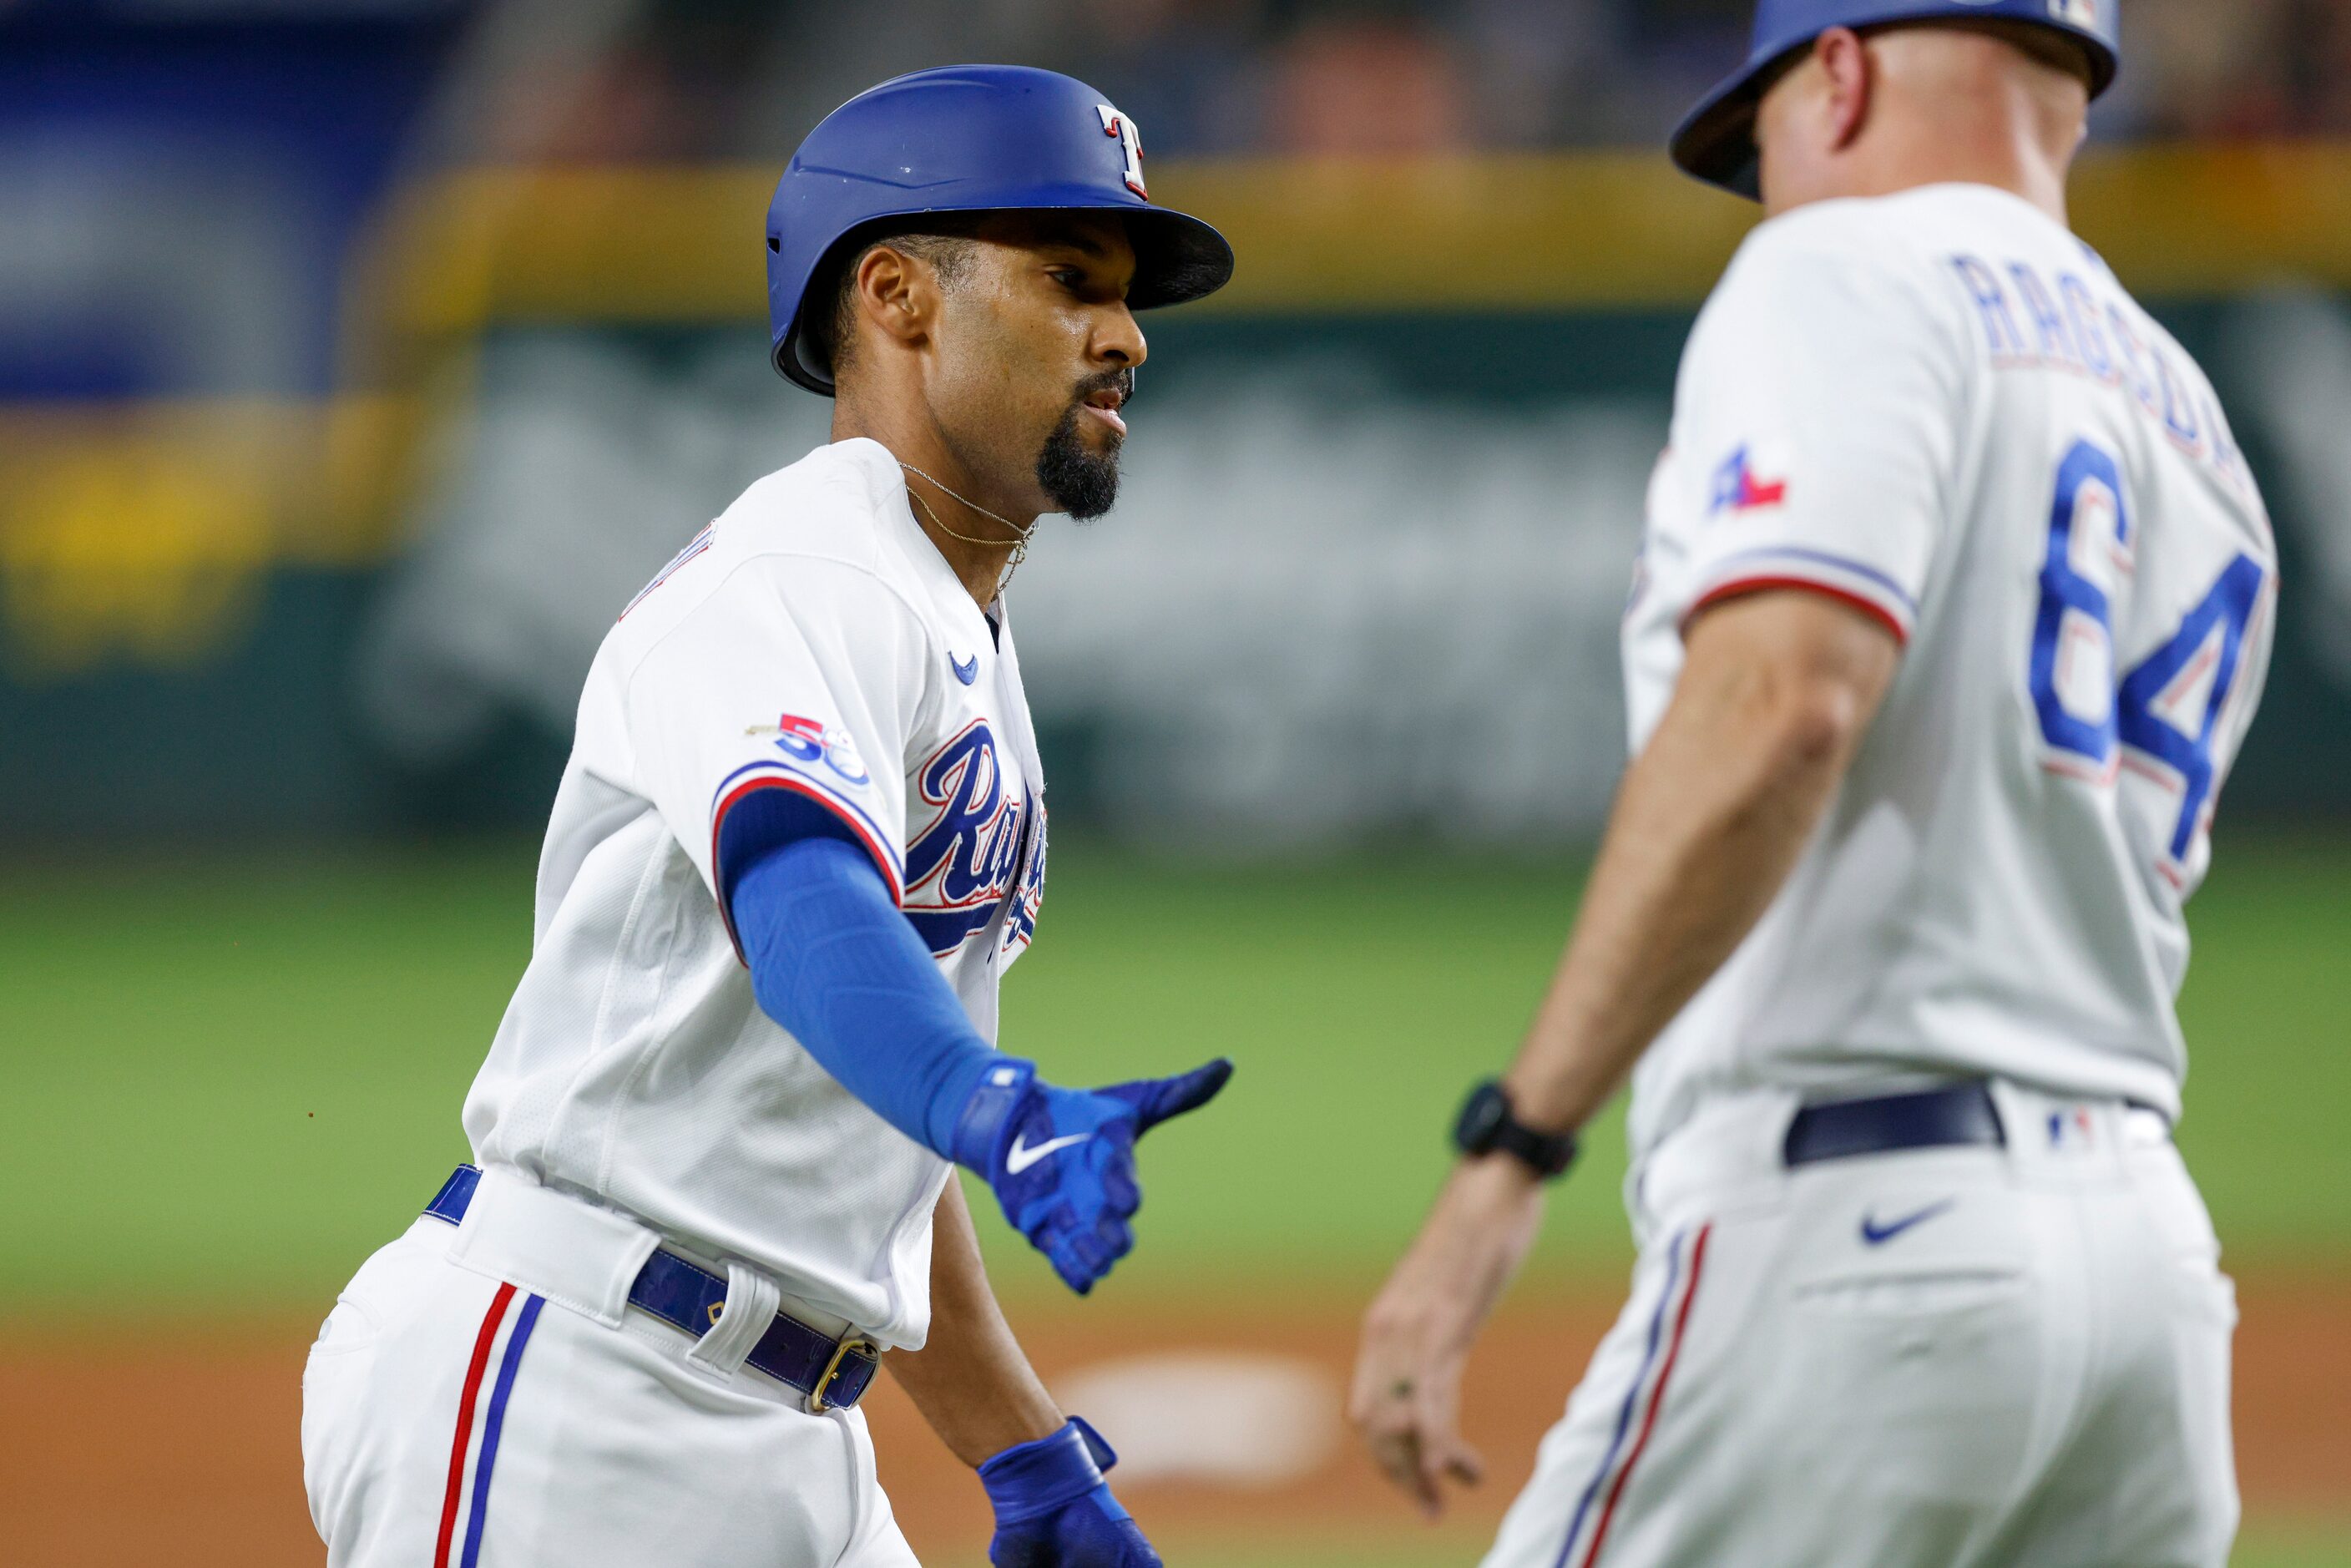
[{"left": 1034, "top": 367, "right": 1132, "bottom": 520}]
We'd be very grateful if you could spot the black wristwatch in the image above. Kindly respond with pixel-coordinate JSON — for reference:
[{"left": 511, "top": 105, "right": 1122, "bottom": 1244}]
[{"left": 1452, "top": 1079, "right": 1579, "bottom": 1180}]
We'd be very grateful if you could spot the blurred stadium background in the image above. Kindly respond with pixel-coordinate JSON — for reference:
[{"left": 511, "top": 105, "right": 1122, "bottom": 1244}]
[{"left": 3, "top": 2, "right": 2349, "bottom": 1564}]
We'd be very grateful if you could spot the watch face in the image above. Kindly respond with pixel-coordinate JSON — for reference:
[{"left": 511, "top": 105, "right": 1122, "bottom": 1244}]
[{"left": 1454, "top": 1082, "right": 1508, "bottom": 1154}]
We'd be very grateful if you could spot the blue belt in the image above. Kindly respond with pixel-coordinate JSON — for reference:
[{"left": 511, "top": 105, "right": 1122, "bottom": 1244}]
[
  {"left": 423, "top": 1166, "right": 880, "bottom": 1410},
  {"left": 1782, "top": 1081, "right": 2005, "bottom": 1167}
]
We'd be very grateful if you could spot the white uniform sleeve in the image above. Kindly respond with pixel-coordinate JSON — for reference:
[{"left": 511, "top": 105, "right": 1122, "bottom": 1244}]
[
  {"left": 625, "top": 554, "right": 933, "bottom": 935},
  {"left": 1657, "top": 214, "right": 1973, "bottom": 645}
]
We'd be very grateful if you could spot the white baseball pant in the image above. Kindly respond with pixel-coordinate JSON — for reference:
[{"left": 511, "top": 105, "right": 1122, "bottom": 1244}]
[
  {"left": 1484, "top": 1081, "right": 2237, "bottom": 1568},
  {"left": 301, "top": 1174, "right": 923, "bottom": 1568}
]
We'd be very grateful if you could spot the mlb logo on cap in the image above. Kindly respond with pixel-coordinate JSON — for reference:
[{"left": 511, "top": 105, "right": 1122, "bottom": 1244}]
[{"left": 2052, "top": 0, "right": 2098, "bottom": 26}]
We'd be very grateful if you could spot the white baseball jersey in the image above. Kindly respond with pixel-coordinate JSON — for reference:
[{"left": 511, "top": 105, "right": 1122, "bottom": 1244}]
[
  {"left": 460, "top": 436, "right": 1049, "bottom": 1348},
  {"left": 1623, "top": 183, "right": 2276, "bottom": 1160}
]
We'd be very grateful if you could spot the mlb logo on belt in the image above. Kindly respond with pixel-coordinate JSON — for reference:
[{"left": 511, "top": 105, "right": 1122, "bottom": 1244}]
[
  {"left": 1708, "top": 443, "right": 1790, "bottom": 517},
  {"left": 2046, "top": 1105, "right": 2097, "bottom": 1149}
]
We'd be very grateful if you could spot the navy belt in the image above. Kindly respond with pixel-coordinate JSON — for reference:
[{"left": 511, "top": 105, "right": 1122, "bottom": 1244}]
[
  {"left": 1782, "top": 1081, "right": 2005, "bottom": 1167},
  {"left": 423, "top": 1166, "right": 879, "bottom": 1410}
]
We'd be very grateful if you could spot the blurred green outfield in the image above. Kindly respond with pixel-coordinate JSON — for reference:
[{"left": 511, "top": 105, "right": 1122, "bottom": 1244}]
[
  {"left": 3, "top": 832, "right": 2347, "bottom": 1312},
  {"left": 4, "top": 836, "right": 2347, "bottom": 1566}
]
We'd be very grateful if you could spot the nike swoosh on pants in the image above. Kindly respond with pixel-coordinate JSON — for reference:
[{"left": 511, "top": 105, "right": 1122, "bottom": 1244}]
[{"left": 1858, "top": 1199, "right": 1956, "bottom": 1246}]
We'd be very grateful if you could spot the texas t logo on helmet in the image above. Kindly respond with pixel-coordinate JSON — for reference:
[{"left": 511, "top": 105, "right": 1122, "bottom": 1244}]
[
  {"left": 763, "top": 65, "right": 1230, "bottom": 395},
  {"left": 1096, "top": 106, "right": 1147, "bottom": 199}
]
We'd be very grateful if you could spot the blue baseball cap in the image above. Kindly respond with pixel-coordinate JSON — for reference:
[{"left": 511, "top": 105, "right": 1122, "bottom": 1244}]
[
  {"left": 1671, "top": 0, "right": 2121, "bottom": 200},
  {"left": 766, "top": 64, "right": 1235, "bottom": 395}
]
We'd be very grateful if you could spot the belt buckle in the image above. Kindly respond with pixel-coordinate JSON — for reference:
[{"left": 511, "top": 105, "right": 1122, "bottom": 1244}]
[{"left": 807, "top": 1334, "right": 881, "bottom": 1414}]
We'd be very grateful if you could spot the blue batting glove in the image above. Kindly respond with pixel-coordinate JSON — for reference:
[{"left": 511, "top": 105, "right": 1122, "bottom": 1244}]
[
  {"left": 981, "top": 1418, "right": 1159, "bottom": 1567},
  {"left": 951, "top": 1057, "right": 1232, "bottom": 1294}
]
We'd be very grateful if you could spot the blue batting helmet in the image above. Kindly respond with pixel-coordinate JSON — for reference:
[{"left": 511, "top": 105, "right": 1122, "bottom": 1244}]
[
  {"left": 765, "top": 64, "right": 1236, "bottom": 395},
  {"left": 1671, "top": 0, "right": 2121, "bottom": 200}
]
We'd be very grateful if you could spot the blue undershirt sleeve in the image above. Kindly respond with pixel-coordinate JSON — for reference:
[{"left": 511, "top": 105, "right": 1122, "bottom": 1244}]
[{"left": 731, "top": 834, "right": 1012, "bottom": 1158}]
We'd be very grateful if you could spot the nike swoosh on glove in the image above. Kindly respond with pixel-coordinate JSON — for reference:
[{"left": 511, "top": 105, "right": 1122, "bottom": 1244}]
[
  {"left": 951, "top": 1057, "right": 1232, "bottom": 1294},
  {"left": 982, "top": 1418, "right": 1160, "bottom": 1568}
]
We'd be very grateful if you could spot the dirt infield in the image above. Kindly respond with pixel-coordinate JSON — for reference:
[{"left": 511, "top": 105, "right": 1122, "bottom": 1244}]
[{"left": 4, "top": 1278, "right": 2343, "bottom": 1565}]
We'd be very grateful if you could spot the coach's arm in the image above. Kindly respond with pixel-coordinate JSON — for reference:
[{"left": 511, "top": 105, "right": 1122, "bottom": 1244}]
[{"left": 1350, "top": 588, "right": 1901, "bottom": 1516}]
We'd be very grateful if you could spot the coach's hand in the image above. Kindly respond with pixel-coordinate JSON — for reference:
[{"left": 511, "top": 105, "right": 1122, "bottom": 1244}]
[
  {"left": 980, "top": 1417, "right": 1159, "bottom": 1566},
  {"left": 1352, "top": 1155, "right": 1547, "bottom": 1518},
  {"left": 952, "top": 1058, "right": 1232, "bottom": 1294}
]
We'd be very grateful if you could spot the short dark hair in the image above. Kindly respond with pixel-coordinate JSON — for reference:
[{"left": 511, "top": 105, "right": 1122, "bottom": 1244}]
[{"left": 805, "top": 217, "right": 983, "bottom": 382}]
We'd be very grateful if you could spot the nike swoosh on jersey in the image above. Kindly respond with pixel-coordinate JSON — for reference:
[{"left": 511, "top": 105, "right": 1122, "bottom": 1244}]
[
  {"left": 1859, "top": 1198, "right": 1956, "bottom": 1247},
  {"left": 949, "top": 652, "right": 979, "bottom": 685},
  {"left": 1005, "top": 1131, "right": 1089, "bottom": 1175}
]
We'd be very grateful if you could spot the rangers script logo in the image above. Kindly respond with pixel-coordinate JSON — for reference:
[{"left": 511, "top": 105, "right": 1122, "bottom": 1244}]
[{"left": 904, "top": 720, "right": 1039, "bottom": 955}]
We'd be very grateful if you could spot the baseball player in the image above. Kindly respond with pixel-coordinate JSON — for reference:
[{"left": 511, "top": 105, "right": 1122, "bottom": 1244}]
[
  {"left": 1352, "top": 5, "right": 2273, "bottom": 1565},
  {"left": 302, "top": 66, "right": 1236, "bottom": 1568}
]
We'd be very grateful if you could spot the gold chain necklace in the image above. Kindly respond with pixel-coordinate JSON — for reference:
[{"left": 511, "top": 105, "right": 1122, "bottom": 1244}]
[{"left": 900, "top": 464, "right": 1034, "bottom": 589}]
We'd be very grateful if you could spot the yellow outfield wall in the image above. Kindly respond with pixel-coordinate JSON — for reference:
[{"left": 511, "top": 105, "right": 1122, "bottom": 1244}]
[
  {"left": 367, "top": 143, "right": 2351, "bottom": 335},
  {"left": 3, "top": 144, "right": 2347, "bottom": 671}
]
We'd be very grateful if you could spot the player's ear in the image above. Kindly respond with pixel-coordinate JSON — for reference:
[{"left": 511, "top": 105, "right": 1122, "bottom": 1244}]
[
  {"left": 1818, "top": 27, "right": 1873, "bottom": 152},
  {"left": 851, "top": 244, "right": 934, "bottom": 352}
]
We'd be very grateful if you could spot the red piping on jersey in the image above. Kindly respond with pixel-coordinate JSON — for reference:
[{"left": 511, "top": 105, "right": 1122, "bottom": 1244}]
[
  {"left": 435, "top": 1282, "right": 517, "bottom": 1568},
  {"left": 1686, "top": 576, "right": 1910, "bottom": 646},
  {"left": 1578, "top": 1222, "right": 1712, "bottom": 1568},
  {"left": 710, "top": 772, "right": 905, "bottom": 964}
]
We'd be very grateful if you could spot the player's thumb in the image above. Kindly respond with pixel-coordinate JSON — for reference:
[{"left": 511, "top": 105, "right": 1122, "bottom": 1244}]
[{"left": 1103, "top": 1057, "right": 1233, "bottom": 1136}]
